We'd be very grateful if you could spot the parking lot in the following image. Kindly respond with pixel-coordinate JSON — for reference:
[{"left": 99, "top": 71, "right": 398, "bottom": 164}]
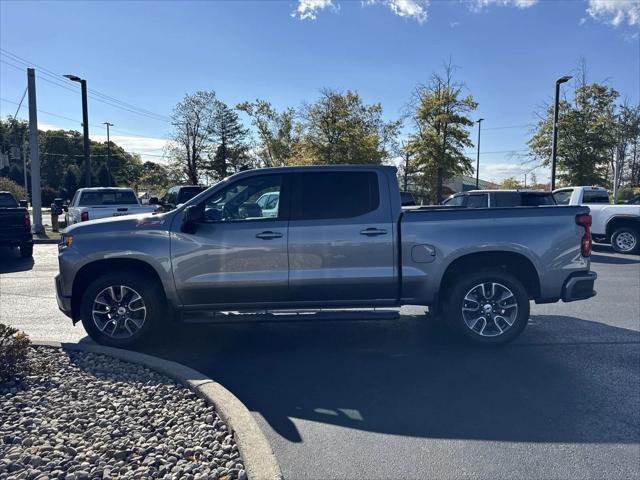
[{"left": 1, "top": 244, "right": 639, "bottom": 479}]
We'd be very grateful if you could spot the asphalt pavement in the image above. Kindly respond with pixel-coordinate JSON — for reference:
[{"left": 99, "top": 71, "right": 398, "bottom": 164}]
[{"left": 1, "top": 244, "right": 639, "bottom": 479}]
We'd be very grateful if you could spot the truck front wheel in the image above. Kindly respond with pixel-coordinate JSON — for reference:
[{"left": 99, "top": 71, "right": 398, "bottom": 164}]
[
  {"left": 80, "top": 271, "right": 164, "bottom": 347},
  {"left": 611, "top": 227, "right": 639, "bottom": 254},
  {"left": 443, "top": 269, "right": 530, "bottom": 346}
]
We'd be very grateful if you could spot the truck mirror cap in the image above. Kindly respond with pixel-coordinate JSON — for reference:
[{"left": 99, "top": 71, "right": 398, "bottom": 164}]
[{"left": 181, "top": 205, "right": 202, "bottom": 234}]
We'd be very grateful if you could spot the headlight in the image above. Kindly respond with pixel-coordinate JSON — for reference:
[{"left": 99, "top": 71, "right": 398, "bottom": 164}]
[{"left": 58, "top": 234, "right": 74, "bottom": 252}]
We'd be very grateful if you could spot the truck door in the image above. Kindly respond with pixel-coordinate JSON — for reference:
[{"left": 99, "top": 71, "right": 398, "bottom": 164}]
[
  {"left": 170, "top": 173, "right": 290, "bottom": 307},
  {"left": 288, "top": 170, "right": 396, "bottom": 303}
]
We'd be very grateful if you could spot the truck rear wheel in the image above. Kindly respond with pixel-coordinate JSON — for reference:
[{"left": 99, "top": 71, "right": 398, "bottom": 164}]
[
  {"left": 443, "top": 269, "right": 530, "bottom": 346},
  {"left": 80, "top": 271, "right": 164, "bottom": 347},
  {"left": 611, "top": 227, "right": 639, "bottom": 254}
]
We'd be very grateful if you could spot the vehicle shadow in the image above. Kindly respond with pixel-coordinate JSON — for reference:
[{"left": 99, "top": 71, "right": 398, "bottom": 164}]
[
  {"left": 590, "top": 253, "right": 640, "bottom": 265},
  {"left": 0, "top": 247, "right": 34, "bottom": 274},
  {"left": 140, "top": 313, "right": 640, "bottom": 445}
]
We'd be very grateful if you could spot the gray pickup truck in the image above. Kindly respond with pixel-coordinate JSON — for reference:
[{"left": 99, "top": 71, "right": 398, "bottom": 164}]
[{"left": 56, "top": 165, "right": 596, "bottom": 347}]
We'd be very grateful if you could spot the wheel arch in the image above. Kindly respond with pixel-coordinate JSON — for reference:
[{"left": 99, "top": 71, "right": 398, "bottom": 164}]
[
  {"left": 440, "top": 251, "right": 541, "bottom": 301},
  {"left": 71, "top": 258, "right": 166, "bottom": 322},
  {"left": 605, "top": 216, "right": 640, "bottom": 240}
]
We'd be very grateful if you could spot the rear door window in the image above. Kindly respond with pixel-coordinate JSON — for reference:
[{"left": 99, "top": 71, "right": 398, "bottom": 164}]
[
  {"left": 465, "top": 194, "right": 488, "bottom": 208},
  {"left": 492, "top": 192, "right": 519, "bottom": 207},
  {"left": 582, "top": 190, "right": 610, "bottom": 204},
  {"left": 443, "top": 195, "right": 465, "bottom": 206},
  {"left": 293, "top": 172, "right": 379, "bottom": 220}
]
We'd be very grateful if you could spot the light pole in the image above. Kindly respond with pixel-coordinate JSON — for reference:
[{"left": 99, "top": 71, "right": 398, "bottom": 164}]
[
  {"left": 103, "top": 122, "right": 113, "bottom": 186},
  {"left": 475, "top": 118, "right": 484, "bottom": 189},
  {"left": 64, "top": 74, "right": 91, "bottom": 187},
  {"left": 551, "top": 75, "right": 572, "bottom": 191}
]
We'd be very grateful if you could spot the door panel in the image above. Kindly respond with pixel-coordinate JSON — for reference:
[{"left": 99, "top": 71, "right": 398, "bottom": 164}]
[
  {"left": 171, "top": 174, "right": 289, "bottom": 307},
  {"left": 288, "top": 171, "right": 396, "bottom": 302}
]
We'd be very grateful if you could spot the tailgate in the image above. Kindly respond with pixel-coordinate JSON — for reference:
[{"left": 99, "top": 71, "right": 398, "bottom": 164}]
[{"left": 0, "top": 209, "right": 28, "bottom": 235}]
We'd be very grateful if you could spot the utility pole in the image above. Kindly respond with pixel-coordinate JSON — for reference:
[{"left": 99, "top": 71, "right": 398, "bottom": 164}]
[
  {"left": 403, "top": 148, "right": 411, "bottom": 191},
  {"left": 22, "top": 133, "right": 28, "bottom": 201},
  {"left": 64, "top": 74, "right": 91, "bottom": 187},
  {"left": 551, "top": 75, "right": 572, "bottom": 191},
  {"left": 103, "top": 122, "right": 113, "bottom": 186},
  {"left": 475, "top": 118, "right": 484, "bottom": 189},
  {"left": 27, "top": 68, "right": 43, "bottom": 234}
]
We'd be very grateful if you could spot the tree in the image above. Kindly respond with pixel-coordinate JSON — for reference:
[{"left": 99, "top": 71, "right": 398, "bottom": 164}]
[
  {"left": 406, "top": 63, "right": 478, "bottom": 203},
  {"left": 237, "top": 100, "right": 298, "bottom": 167},
  {"left": 528, "top": 82, "right": 618, "bottom": 187},
  {"left": 62, "top": 165, "right": 81, "bottom": 199},
  {"left": 207, "top": 100, "right": 250, "bottom": 179},
  {"left": 297, "top": 89, "right": 399, "bottom": 165},
  {"left": 500, "top": 177, "right": 523, "bottom": 189},
  {"left": 611, "top": 101, "right": 640, "bottom": 199},
  {"left": 97, "top": 163, "right": 112, "bottom": 187},
  {"left": 138, "top": 161, "right": 171, "bottom": 191},
  {"left": 168, "top": 91, "right": 218, "bottom": 184}
]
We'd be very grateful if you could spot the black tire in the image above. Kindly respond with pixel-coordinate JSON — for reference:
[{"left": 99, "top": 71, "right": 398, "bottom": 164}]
[
  {"left": 610, "top": 227, "right": 639, "bottom": 254},
  {"left": 442, "top": 269, "right": 530, "bottom": 346},
  {"left": 19, "top": 243, "right": 33, "bottom": 258},
  {"left": 80, "top": 270, "right": 165, "bottom": 347}
]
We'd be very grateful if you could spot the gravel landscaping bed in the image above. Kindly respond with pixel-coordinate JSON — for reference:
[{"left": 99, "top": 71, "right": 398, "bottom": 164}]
[{"left": 0, "top": 346, "right": 246, "bottom": 480}]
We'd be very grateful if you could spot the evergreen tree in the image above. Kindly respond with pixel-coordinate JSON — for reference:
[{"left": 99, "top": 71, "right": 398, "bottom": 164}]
[{"left": 208, "top": 101, "right": 250, "bottom": 179}]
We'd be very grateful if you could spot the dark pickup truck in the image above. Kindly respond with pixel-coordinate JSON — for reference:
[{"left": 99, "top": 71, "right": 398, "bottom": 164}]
[{"left": 0, "top": 191, "right": 33, "bottom": 258}]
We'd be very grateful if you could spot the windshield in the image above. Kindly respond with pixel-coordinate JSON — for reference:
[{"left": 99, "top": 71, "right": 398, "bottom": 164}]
[
  {"left": 0, "top": 192, "right": 19, "bottom": 208},
  {"left": 78, "top": 190, "right": 139, "bottom": 206}
]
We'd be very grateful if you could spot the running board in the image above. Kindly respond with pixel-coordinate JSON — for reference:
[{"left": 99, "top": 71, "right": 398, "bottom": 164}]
[{"left": 181, "top": 308, "right": 400, "bottom": 324}]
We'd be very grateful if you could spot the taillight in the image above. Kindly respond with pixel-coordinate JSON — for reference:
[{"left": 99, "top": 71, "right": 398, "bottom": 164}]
[
  {"left": 24, "top": 210, "right": 31, "bottom": 229},
  {"left": 80, "top": 211, "right": 89, "bottom": 222},
  {"left": 576, "top": 213, "right": 592, "bottom": 257}
]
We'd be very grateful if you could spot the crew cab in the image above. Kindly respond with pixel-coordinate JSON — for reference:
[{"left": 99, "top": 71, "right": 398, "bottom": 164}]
[
  {"left": 443, "top": 190, "right": 556, "bottom": 208},
  {"left": 56, "top": 166, "right": 596, "bottom": 347},
  {"left": 553, "top": 186, "right": 640, "bottom": 254},
  {"left": 65, "top": 187, "right": 159, "bottom": 226},
  {"left": 0, "top": 191, "right": 33, "bottom": 258}
]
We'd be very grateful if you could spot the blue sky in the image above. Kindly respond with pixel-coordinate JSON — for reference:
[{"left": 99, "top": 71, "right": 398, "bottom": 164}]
[{"left": 1, "top": 0, "right": 638, "bottom": 182}]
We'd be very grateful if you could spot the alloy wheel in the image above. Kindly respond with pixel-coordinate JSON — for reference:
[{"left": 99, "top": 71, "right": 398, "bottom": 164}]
[
  {"left": 461, "top": 282, "right": 518, "bottom": 337},
  {"left": 92, "top": 285, "right": 147, "bottom": 339}
]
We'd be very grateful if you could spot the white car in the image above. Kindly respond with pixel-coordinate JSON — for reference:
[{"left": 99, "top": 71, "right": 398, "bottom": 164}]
[
  {"left": 65, "top": 188, "right": 159, "bottom": 226},
  {"left": 553, "top": 186, "right": 640, "bottom": 254},
  {"left": 256, "top": 191, "right": 280, "bottom": 218}
]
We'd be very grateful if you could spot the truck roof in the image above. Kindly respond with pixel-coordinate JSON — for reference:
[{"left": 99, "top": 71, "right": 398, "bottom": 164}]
[{"left": 76, "top": 187, "right": 135, "bottom": 192}]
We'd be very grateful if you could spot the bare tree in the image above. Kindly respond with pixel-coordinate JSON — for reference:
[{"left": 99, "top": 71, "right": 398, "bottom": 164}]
[{"left": 168, "top": 91, "right": 217, "bottom": 184}]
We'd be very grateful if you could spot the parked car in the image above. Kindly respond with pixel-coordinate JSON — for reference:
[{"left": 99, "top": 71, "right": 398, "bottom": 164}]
[
  {"left": 553, "top": 186, "right": 640, "bottom": 254},
  {"left": 158, "top": 185, "right": 207, "bottom": 211},
  {"left": 56, "top": 165, "right": 596, "bottom": 348},
  {"left": 400, "top": 191, "right": 417, "bottom": 206},
  {"left": 627, "top": 195, "right": 640, "bottom": 205},
  {"left": 443, "top": 190, "right": 556, "bottom": 208},
  {"left": 65, "top": 188, "right": 159, "bottom": 226},
  {"left": 255, "top": 191, "right": 280, "bottom": 218},
  {"left": 0, "top": 191, "right": 33, "bottom": 258}
]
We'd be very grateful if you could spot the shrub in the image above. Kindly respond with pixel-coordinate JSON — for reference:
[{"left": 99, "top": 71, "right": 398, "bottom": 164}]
[
  {"left": 0, "top": 176, "right": 27, "bottom": 201},
  {"left": 0, "top": 323, "right": 31, "bottom": 382}
]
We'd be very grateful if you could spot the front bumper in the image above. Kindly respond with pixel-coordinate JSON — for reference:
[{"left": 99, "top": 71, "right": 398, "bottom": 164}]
[
  {"left": 562, "top": 271, "right": 597, "bottom": 302},
  {"left": 55, "top": 274, "right": 73, "bottom": 318}
]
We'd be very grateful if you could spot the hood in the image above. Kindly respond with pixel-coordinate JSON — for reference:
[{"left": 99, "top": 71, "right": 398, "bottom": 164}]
[{"left": 64, "top": 211, "right": 175, "bottom": 235}]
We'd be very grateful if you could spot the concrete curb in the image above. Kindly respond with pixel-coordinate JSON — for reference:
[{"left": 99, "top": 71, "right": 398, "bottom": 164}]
[
  {"left": 33, "top": 238, "right": 59, "bottom": 244},
  {"left": 32, "top": 340, "right": 283, "bottom": 480}
]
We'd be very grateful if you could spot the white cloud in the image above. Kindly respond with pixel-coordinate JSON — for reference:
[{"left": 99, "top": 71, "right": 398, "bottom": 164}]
[
  {"left": 292, "top": 0, "right": 337, "bottom": 20},
  {"left": 587, "top": 0, "right": 640, "bottom": 26},
  {"left": 482, "top": 162, "right": 549, "bottom": 183},
  {"left": 382, "top": 0, "right": 429, "bottom": 23},
  {"left": 450, "top": 21, "right": 461, "bottom": 28},
  {"left": 470, "top": 0, "right": 538, "bottom": 11}
]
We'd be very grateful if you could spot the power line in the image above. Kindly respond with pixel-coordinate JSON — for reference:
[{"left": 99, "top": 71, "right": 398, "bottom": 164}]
[{"left": 0, "top": 49, "right": 171, "bottom": 123}]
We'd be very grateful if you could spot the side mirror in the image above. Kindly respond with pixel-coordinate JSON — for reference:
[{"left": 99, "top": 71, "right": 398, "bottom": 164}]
[
  {"left": 181, "top": 205, "right": 202, "bottom": 233},
  {"left": 19, "top": 200, "right": 28, "bottom": 208},
  {"left": 149, "top": 197, "right": 159, "bottom": 205}
]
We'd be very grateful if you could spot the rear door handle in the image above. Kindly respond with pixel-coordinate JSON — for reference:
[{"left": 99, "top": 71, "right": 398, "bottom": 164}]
[
  {"left": 256, "top": 231, "right": 283, "bottom": 240},
  {"left": 360, "top": 228, "right": 387, "bottom": 237}
]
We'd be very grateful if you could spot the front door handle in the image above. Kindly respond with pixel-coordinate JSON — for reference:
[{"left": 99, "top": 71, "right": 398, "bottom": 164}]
[
  {"left": 256, "top": 231, "right": 283, "bottom": 240},
  {"left": 360, "top": 228, "right": 387, "bottom": 237}
]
